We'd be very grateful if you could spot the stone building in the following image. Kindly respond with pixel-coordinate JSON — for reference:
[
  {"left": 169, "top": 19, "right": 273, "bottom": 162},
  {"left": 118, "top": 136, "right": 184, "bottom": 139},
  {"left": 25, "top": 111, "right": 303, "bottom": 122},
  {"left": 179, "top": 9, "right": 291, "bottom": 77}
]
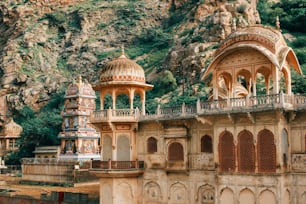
[
  {"left": 0, "top": 119, "right": 22, "bottom": 157},
  {"left": 89, "top": 25, "right": 306, "bottom": 204},
  {"left": 22, "top": 77, "right": 100, "bottom": 185},
  {"left": 58, "top": 76, "right": 100, "bottom": 160}
]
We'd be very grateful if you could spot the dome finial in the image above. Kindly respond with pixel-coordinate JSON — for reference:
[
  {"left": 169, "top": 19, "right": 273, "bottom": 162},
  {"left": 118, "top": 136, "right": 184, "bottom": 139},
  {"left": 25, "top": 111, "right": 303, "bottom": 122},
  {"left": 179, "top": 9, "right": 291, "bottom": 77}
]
[
  {"left": 78, "top": 75, "right": 83, "bottom": 85},
  {"left": 276, "top": 16, "right": 281, "bottom": 31},
  {"left": 119, "top": 45, "right": 127, "bottom": 59}
]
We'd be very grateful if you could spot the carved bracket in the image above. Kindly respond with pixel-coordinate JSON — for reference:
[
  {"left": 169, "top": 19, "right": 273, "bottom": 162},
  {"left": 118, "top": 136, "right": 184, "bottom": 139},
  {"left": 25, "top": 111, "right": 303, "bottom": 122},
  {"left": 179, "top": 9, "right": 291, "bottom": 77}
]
[
  {"left": 288, "top": 111, "right": 297, "bottom": 122},
  {"left": 196, "top": 116, "right": 212, "bottom": 125},
  {"left": 227, "top": 113, "right": 234, "bottom": 123},
  {"left": 108, "top": 121, "right": 114, "bottom": 131},
  {"left": 247, "top": 112, "right": 255, "bottom": 123},
  {"left": 131, "top": 123, "right": 138, "bottom": 131}
]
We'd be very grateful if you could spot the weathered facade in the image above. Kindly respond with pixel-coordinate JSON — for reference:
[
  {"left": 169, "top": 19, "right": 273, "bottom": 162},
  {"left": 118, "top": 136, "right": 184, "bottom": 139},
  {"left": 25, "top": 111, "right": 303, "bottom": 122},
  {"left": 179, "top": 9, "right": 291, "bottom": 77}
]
[
  {"left": 89, "top": 25, "right": 306, "bottom": 204},
  {"left": 58, "top": 76, "right": 100, "bottom": 160}
]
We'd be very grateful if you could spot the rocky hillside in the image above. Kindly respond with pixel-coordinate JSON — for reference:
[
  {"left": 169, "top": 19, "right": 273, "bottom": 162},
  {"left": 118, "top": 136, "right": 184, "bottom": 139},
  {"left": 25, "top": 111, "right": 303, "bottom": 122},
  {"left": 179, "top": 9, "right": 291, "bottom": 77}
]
[{"left": 0, "top": 0, "right": 263, "bottom": 117}]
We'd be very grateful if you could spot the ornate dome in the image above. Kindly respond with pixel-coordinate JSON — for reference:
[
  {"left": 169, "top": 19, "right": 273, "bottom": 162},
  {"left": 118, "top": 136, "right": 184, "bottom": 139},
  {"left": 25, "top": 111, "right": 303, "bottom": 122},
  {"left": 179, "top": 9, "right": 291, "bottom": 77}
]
[
  {"left": 99, "top": 54, "right": 145, "bottom": 83},
  {"left": 215, "top": 25, "right": 284, "bottom": 56},
  {"left": 65, "top": 76, "right": 96, "bottom": 98},
  {"left": 3, "top": 119, "right": 22, "bottom": 137}
]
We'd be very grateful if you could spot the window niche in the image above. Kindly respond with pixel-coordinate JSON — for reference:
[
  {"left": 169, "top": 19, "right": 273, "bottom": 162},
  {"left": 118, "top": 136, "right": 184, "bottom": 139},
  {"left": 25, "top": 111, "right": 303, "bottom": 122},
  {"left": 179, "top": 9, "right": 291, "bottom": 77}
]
[
  {"left": 201, "top": 135, "right": 213, "bottom": 153},
  {"left": 147, "top": 137, "right": 158, "bottom": 153}
]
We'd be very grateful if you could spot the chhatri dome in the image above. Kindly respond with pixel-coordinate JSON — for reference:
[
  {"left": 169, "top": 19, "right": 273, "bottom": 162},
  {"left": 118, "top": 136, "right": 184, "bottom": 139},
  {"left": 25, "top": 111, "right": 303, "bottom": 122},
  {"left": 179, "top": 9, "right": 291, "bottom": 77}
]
[
  {"left": 94, "top": 46, "right": 153, "bottom": 113},
  {"left": 99, "top": 54, "right": 145, "bottom": 83},
  {"left": 96, "top": 47, "right": 151, "bottom": 89},
  {"left": 3, "top": 119, "right": 22, "bottom": 137}
]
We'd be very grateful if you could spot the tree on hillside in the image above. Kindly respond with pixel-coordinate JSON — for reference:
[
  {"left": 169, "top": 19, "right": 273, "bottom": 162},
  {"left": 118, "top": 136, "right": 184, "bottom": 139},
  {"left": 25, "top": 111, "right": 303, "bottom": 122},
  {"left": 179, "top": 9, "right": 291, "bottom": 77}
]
[
  {"left": 258, "top": 0, "right": 306, "bottom": 32},
  {"left": 5, "top": 91, "right": 64, "bottom": 165}
]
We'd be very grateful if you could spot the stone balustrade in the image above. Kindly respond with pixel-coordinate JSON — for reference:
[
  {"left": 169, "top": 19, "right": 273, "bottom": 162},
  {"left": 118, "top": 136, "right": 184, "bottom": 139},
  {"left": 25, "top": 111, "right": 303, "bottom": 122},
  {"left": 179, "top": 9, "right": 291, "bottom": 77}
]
[
  {"left": 90, "top": 93, "right": 306, "bottom": 122},
  {"left": 90, "top": 109, "right": 139, "bottom": 123},
  {"left": 91, "top": 160, "right": 144, "bottom": 170}
]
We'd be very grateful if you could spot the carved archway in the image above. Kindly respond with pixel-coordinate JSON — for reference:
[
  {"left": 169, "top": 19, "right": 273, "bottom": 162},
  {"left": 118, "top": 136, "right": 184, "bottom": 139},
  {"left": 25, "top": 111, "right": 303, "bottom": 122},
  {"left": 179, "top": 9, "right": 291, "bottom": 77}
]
[
  {"left": 197, "top": 184, "right": 215, "bottom": 204},
  {"left": 144, "top": 181, "right": 162, "bottom": 203},
  {"left": 169, "top": 182, "right": 187, "bottom": 204},
  {"left": 239, "top": 188, "right": 255, "bottom": 204},
  {"left": 259, "top": 189, "right": 276, "bottom": 204},
  {"left": 220, "top": 187, "right": 234, "bottom": 204}
]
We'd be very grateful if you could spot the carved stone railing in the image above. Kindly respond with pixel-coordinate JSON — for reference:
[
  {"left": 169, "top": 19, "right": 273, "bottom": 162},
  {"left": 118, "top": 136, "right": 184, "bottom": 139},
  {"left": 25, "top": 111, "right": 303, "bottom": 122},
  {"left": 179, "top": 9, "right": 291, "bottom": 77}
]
[
  {"left": 90, "top": 94, "right": 306, "bottom": 122},
  {"left": 294, "top": 94, "right": 306, "bottom": 109},
  {"left": 90, "top": 109, "right": 139, "bottom": 123},
  {"left": 141, "top": 93, "right": 306, "bottom": 120},
  {"left": 91, "top": 160, "right": 144, "bottom": 170},
  {"left": 292, "top": 154, "right": 306, "bottom": 172},
  {"left": 21, "top": 158, "right": 81, "bottom": 165}
]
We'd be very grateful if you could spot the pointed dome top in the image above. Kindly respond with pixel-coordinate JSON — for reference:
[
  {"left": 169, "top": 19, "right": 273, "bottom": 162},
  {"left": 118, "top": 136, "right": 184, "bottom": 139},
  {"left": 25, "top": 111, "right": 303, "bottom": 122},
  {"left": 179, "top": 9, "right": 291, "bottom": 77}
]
[
  {"left": 65, "top": 76, "right": 96, "bottom": 99},
  {"left": 3, "top": 119, "right": 22, "bottom": 137}
]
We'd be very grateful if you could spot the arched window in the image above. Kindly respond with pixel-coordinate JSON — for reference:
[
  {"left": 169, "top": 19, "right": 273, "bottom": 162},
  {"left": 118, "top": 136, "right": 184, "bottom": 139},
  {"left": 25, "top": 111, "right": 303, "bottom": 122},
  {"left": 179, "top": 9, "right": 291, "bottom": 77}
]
[
  {"left": 147, "top": 137, "right": 157, "bottom": 153},
  {"left": 257, "top": 129, "right": 276, "bottom": 172},
  {"left": 168, "top": 142, "right": 184, "bottom": 161},
  {"left": 219, "top": 131, "right": 235, "bottom": 172},
  {"left": 201, "top": 135, "right": 213, "bottom": 153},
  {"left": 238, "top": 130, "right": 255, "bottom": 172}
]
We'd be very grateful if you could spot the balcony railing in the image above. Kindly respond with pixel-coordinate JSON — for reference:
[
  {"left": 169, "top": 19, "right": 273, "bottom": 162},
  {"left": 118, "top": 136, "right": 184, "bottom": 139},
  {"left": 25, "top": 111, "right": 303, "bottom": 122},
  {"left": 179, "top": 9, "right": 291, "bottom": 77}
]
[
  {"left": 91, "top": 160, "right": 145, "bottom": 170},
  {"left": 90, "top": 93, "right": 306, "bottom": 122},
  {"left": 90, "top": 109, "right": 139, "bottom": 123}
]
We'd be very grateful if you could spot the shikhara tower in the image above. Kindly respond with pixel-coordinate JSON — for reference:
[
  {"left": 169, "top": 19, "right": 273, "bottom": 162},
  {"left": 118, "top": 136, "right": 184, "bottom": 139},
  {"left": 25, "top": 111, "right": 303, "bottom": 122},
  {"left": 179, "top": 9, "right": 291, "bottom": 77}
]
[{"left": 58, "top": 76, "right": 100, "bottom": 160}]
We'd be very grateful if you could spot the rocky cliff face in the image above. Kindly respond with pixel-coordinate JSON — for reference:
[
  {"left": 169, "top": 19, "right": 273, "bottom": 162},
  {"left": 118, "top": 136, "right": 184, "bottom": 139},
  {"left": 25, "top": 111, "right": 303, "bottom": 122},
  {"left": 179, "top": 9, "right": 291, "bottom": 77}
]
[{"left": 0, "top": 0, "right": 260, "bottom": 118}]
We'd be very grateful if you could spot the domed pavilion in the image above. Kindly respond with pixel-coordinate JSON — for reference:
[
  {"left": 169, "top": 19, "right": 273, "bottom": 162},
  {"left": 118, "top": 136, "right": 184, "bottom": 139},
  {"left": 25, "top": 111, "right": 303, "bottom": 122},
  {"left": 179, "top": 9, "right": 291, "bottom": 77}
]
[
  {"left": 93, "top": 48, "right": 153, "bottom": 115},
  {"left": 202, "top": 25, "right": 302, "bottom": 100},
  {"left": 0, "top": 119, "right": 22, "bottom": 156}
]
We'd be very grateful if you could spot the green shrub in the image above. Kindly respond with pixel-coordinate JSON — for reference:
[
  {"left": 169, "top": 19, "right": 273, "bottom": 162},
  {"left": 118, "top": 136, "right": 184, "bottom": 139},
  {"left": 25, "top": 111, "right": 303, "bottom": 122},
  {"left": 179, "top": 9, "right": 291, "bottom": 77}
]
[
  {"left": 6, "top": 90, "right": 65, "bottom": 165},
  {"left": 258, "top": 0, "right": 306, "bottom": 32},
  {"left": 45, "top": 12, "right": 66, "bottom": 26},
  {"left": 97, "top": 22, "right": 108, "bottom": 30},
  {"left": 135, "top": 28, "right": 173, "bottom": 49},
  {"left": 295, "top": 49, "right": 306, "bottom": 65},
  {"left": 151, "top": 70, "right": 177, "bottom": 96},
  {"left": 291, "top": 35, "right": 306, "bottom": 48}
]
